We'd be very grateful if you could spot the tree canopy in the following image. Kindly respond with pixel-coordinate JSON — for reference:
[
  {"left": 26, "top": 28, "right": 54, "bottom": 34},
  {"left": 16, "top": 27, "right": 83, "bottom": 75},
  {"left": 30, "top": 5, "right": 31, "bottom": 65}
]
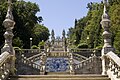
[
  {"left": 0, "top": 0, "right": 49, "bottom": 49},
  {"left": 68, "top": 0, "right": 120, "bottom": 54}
]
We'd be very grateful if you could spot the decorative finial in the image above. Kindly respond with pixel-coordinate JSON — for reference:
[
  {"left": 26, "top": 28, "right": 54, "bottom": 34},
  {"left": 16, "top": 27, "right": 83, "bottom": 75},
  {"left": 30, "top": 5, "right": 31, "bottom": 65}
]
[
  {"left": 6, "top": 0, "right": 14, "bottom": 20},
  {"left": 62, "top": 29, "right": 65, "bottom": 38},
  {"left": 101, "top": 0, "right": 114, "bottom": 76},
  {"left": 51, "top": 29, "right": 55, "bottom": 44},
  {"left": 1, "top": 0, "right": 15, "bottom": 53},
  {"left": 102, "top": 0, "right": 109, "bottom": 19},
  {"left": 75, "top": 19, "right": 77, "bottom": 28},
  {"left": 51, "top": 29, "right": 55, "bottom": 37},
  {"left": 101, "top": 0, "right": 111, "bottom": 48}
]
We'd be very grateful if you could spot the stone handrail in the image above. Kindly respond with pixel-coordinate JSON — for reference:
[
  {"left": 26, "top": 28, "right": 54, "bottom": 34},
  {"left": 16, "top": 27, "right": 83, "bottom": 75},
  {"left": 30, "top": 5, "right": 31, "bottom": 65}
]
[
  {"left": 71, "top": 48, "right": 97, "bottom": 52},
  {"left": 70, "top": 48, "right": 101, "bottom": 57},
  {"left": 0, "top": 52, "right": 11, "bottom": 80},
  {"left": 105, "top": 51, "right": 120, "bottom": 80},
  {"left": 27, "top": 53, "right": 42, "bottom": 62},
  {"left": 21, "top": 54, "right": 41, "bottom": 70},
  {"left": 73, "top": 53, "right": 88, "bottom": 61},
  {"left": 15, "top": 49, "right": 41, "bottom": 58},
  {"left": 74, "top": 55, "right": 101, "bottom": 74},
  {"left": 75, "top": 56, "right": 94, "bottom": 69}
]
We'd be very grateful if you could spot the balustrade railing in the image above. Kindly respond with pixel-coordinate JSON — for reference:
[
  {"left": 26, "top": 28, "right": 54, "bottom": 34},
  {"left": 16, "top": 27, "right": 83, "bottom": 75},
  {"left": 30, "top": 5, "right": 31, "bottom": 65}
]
[
  {"left": 21, "top": 54, "right": 41, "bottom": 70},
  {"left": 71, "top": 48, "right": 95, "bottom": 52},
  {"left": 74, "top": 55, "right": 101, "bottom": 74},
  {"left": 27, "top": 53, "right": 42, "bottom": 62},
  {"left": 15, "top": 49, "right": 47, "bottom": 75},
  {"left": 74, "top": 56, "right": 94, "bottom": 73},
  {"left": 15, "top": 49, "right": 42, "bottom": 58},
  {"left": 105, "top": 51, "right": 120, "bottom": 80},
  {"left": 73, "top": 53, "right": 88, "bottom": 62},
  {"left": 48, "top": 52, "right": 69, "bottom": 57},
  {"left": 0, "top": 52, "right": 11, "bottom": 80},
  {"left": 71, "top": 48, "right": 101, "bottom": 57}
]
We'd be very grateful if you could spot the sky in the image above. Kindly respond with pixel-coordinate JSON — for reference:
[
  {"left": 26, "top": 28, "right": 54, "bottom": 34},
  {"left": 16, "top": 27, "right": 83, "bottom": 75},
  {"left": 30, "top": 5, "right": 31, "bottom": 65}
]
[{"left": 25, "top": 0, "right": 101, "bottom": 37}]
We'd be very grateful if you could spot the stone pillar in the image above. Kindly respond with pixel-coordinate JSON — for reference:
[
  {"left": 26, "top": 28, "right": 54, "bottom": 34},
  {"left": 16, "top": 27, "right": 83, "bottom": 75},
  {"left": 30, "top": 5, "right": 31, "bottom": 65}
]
[
  {"left": 100, "top": 0, "right": 114, "bottom": 75},
  {"left": 40, "top": 51, "right": 47, "bottom": 75},
  {"left": 69, "top": 52, "right": 75, "bottom": 74},
  {"left": 1, "top": 0, "right": 15, "bottom": 75},
  {"left": 51, "top": 29, "right": 55, "bottom": 45},
  {"left": 62, "top": 29, "right": 67, "bottom": 52}
]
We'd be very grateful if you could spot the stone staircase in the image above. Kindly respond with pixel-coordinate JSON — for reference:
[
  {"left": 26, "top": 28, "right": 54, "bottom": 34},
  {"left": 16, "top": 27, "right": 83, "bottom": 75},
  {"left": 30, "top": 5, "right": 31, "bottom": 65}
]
[{"left": 8, "top": 75, "right": 110, "bottom": 80}]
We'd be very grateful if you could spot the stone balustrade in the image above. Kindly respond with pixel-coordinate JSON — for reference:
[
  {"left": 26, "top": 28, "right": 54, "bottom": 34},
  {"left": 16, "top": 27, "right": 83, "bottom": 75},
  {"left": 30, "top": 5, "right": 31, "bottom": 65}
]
[
  {"left": 15, "top": 49, "right": 41, "bottom": 58},
  {"left": 0, "top": 52, "right": 11, "bottom": 80},
  {"left": 71, "top": 49, "right": 101, "bottom": 57},
  {"left": 74, "top": 56, "right": 102, "bottom": 74},
  {"left": 73, "top": 53, "right": 88, "bottom": 62},
  {"left": 27, "top": 53, "right": 42, "bottom": 62},
  {"left": 71, "top": 49, "right": 96, "bottom": 52},
  {"left": 105, "top": 51, "right": 120, "bottom": 80},
  {"left": 48, "top": 51, "right": 69, "bottom": 57},
  {"left": 15, "top": 51, "right": 45, "bottom": 75},
  {"left": 21, "top": 54, "right": 40, "bottom": 70}
]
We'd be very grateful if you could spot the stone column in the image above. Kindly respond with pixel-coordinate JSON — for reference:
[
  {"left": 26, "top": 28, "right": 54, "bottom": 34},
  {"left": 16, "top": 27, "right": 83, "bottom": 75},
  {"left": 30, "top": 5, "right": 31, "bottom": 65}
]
[
  {"left": 62, "top": 29, "right": 67, "bottom": 52},
  {"left": 100, "top": 0, "right": 114, "bottom": 75},
  {"left": 40, "top": 51, "right": 47, "bottom": 75},
  {"left": 69, "top": 52, "right": 75, "bottom": 74},
  {"left": 1, "top": 0, "right": 15, "bottom": 75},
  {"left": 51, "top": 29, "right": 55, "bottom": 45}
]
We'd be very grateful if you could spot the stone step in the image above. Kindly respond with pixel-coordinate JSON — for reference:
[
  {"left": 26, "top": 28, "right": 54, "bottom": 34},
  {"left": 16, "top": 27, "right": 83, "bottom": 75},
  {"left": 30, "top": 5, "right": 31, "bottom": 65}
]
[
  {"left": 46, "top": 72, "right": 70, "bottom": 75},
  {"left": 8, "top": 75, "right": 110, "bottom": 80}
]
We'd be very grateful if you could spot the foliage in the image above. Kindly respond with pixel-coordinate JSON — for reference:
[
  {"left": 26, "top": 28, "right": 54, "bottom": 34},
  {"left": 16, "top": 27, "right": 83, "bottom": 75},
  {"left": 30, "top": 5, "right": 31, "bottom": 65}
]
[
  {"left": 31, "top": 45, "right": 39, "bottom": 49},
  {"left": 14, "top": 47, "right": 21, "bottom": 50},
  {"left": 0, "top": 1, "right": 7, "bottom": 48},
  {"left": 68, "top": 2, "right": 103, "bottom": 48},
  {"left": 13, "top": 37, "right": 23, "bottom": 48},
  {"left": 113, "top": 30, "right": 120, "bottom": 54},
  {"left": 38, "top": 41, "right": 45, "bottom": 49},
  {"left": 13, "top": 0, "right": 40, "bottom": 48},
  {"left": 68, "top": 0, "right": 120, "bottom": 54},
  {"left": 33, "top": 24, "right": 50, "bottom": 45},
  {"left": 38, "top": 41, "right": 45, "bottom": 46},
  {"left": 0, "top": 0, "right": 49, "bottom": 49},
  {"left": 77, "top": 43, "right": 88, "bottom": 48},
  {"left": 109, "top": 2, "right": 120, "bottom": 54},
  {"left": 95, "top": 45, "right": 102, "bottom": 49}
]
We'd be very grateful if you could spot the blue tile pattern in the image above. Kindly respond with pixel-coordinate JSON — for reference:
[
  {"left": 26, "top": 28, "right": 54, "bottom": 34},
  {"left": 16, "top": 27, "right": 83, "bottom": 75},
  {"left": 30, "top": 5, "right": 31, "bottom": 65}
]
[{"left": 46, "top": 58, "right": 69, "bottom": 72}]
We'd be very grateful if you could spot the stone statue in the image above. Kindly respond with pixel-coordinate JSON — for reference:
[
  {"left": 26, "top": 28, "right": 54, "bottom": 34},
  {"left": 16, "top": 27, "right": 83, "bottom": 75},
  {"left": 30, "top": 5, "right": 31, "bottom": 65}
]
[
  {"left": 51, "top": 29, "right": 55, "bottom": 46},
  {"left": 62, "top": 30, "right": 67, "bottom": 51},
  {"left": 75, "top": 19, "right": 77, "bottom": 28},
  {"left": 62, "top": 29, "right": 65, "bottom": 38}
]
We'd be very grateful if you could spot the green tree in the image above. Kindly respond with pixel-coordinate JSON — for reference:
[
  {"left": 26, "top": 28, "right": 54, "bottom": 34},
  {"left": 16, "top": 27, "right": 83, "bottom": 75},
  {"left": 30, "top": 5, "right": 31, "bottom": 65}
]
[
  {"left": 13, "top": 37, "right": 23, "bottom": 48},
  {"left": 68, "top": 2, "right": 103, "bottom": 49},
  {"left": 68, "top": 0, "right": 120, "bottom": 54},
  {"left": 13, "top": 0, "right": 41, "bottom": 48},
  {"left": 114, "top": 32, "right": 120, "bottom": 54},
  {"left": 0, "top": 0, "right": 48, "bottom": 49},
  {"left": 33, "top": 24, "right": 50, "bottom": 46},
  {"left": 0, "top": 1, "right": 7, "bottom": 48}
]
